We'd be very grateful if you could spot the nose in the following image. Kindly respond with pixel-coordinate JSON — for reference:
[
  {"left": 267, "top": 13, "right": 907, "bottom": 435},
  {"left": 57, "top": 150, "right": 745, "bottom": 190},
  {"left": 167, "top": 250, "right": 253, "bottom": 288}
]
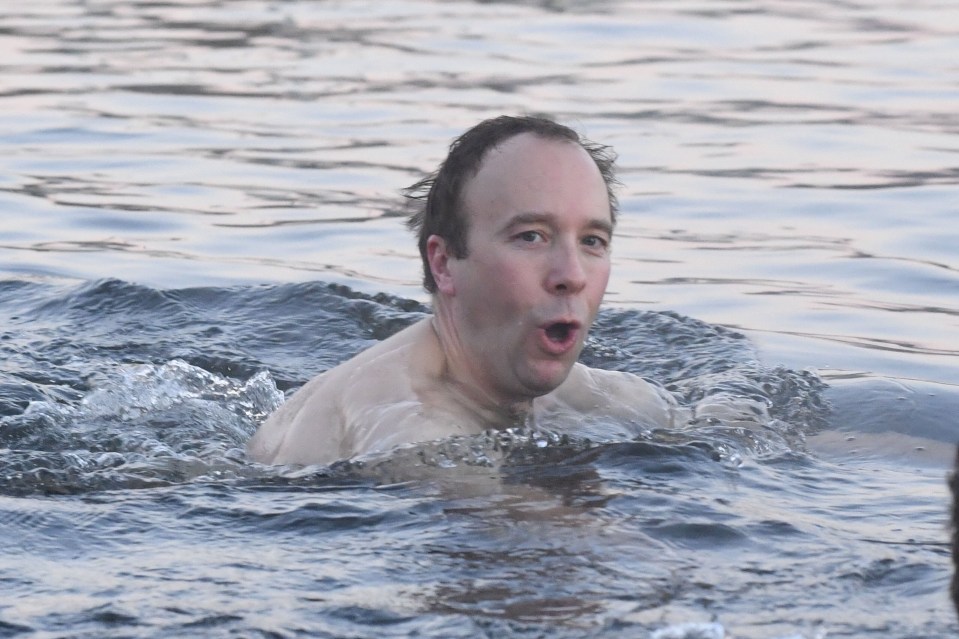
[{"left": 546, "top": 241, "right": 587, "bottom": 295}]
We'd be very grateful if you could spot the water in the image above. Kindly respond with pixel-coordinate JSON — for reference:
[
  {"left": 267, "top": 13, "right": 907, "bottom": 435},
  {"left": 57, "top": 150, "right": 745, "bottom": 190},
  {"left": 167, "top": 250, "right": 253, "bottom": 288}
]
[{"left": 0, "top": 1, "right": 957, "bottom": 637}]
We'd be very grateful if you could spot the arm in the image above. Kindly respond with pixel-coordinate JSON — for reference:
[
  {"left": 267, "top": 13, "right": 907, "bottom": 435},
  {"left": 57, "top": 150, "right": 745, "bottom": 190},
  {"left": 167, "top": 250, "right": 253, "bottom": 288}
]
[
  {"left": 246, "top": 372, "right": 346, "bottom": 465},
  {"left": 553, "top": 364, "right": 686, "bottom": 431}
]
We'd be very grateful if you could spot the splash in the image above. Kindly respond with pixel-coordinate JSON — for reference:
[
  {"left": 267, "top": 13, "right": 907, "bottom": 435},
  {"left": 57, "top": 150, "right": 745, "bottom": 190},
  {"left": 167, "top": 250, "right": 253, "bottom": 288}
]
[
  {"left": 1, "top": 359, "right": 283, "bottom": 495},
  {"left": 0, "top": 279, "right": 829, "bottom": 496}
]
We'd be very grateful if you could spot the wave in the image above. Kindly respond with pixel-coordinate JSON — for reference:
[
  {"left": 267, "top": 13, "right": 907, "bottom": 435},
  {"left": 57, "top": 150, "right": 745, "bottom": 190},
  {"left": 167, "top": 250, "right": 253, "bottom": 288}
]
[{"left": 0, "top": 278, "right": 828, "bottom": 496}]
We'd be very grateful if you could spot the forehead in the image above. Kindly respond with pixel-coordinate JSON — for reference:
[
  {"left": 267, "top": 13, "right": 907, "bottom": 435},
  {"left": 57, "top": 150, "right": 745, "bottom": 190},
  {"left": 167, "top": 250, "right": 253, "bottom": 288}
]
[{"left": 461, "top": 133, "right": 611, "bottom": 222}]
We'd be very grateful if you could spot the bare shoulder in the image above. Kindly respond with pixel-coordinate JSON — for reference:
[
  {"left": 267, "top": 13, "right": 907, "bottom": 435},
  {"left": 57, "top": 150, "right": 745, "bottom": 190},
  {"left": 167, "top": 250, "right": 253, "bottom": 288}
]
[
  {"left": 247, "top": 318, "right": 437, "bottom": 465},
  {"left": 246, "top": 369, "right": 333, "bottom": 464},
  {"left": 557, "top": 363, "right": 665, "bottom": 398},
  {"left": 550, "top": 363, "right": 682, "bottom": 427}
]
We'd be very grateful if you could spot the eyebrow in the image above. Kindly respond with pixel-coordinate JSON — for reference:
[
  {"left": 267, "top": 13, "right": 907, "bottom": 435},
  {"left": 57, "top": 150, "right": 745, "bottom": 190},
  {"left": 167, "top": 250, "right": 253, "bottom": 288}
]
[{"left": 502, "top": 212, "right": 614, "bottom": 237}]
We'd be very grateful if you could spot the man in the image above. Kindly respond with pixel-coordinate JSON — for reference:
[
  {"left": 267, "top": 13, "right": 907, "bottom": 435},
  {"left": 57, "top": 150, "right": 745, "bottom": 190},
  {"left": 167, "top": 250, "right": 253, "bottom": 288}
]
[{"left": 248, "top": 115, "right": 680, "bottom": 466}]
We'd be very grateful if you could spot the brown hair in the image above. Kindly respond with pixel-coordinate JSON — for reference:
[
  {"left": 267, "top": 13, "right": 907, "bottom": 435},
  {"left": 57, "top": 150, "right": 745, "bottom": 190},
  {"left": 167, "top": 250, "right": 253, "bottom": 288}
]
[{"left": 405, "top": 115, "right": 619, "bottom": 293}]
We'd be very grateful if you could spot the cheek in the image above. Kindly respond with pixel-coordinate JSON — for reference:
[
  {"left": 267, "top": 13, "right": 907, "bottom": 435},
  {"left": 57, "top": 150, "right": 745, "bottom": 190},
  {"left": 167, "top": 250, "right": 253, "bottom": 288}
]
[
  {"left": 587, "top": 263, "right": 611, "bottom": 307},
  {"left": 591, "top": 259, "right": 611, "bottom": 288},
  {"left": 471, "top": 254, "right": 531, "bottom": 291},
  {"left": 454, "top": 258, "right": 516, "bottom": 311},
  {"left": 471, "top": 274, "right": 534, "bottom": 328}
]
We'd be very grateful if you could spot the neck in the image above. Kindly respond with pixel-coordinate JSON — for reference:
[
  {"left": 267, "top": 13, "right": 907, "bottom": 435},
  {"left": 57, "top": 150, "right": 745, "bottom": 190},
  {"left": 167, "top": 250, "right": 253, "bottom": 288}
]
[{"left": 428, "top": 306, "right": 534, "bottom": 429}]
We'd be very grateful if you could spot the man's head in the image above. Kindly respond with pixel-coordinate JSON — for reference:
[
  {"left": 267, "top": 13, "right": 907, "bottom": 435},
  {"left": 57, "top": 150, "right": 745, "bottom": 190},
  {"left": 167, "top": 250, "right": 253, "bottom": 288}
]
[
  {"left": 406, "top": 115, "right": 619, "bottom": 294},
  {"left": 407, "top": 117, "right": 618, "bottom": 407}
]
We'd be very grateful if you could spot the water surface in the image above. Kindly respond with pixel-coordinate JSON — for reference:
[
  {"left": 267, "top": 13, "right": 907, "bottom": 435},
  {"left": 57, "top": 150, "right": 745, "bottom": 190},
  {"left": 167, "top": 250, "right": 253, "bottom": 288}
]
[{"left": 1, "top": 1, "right": 957, "bottom": 637}]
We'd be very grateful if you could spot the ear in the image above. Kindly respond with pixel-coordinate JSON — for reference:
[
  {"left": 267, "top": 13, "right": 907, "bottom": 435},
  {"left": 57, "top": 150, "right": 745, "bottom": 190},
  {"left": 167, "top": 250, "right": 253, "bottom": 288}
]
[{"left": 426, "top": 234, "right": 456, "bottom": 296}]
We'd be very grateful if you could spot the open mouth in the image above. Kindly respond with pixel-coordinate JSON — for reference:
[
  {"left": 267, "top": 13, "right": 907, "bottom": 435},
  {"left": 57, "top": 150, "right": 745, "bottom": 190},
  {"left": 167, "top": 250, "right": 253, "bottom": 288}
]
[{"left": 544, "top": 322, "right": 576, "bottom": 344}]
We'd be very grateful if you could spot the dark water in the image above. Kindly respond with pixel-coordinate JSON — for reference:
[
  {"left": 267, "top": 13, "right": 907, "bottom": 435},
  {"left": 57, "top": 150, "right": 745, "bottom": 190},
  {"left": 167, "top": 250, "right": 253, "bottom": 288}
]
[{"left": 1, "top": 279, "right": 953, "bottom": 638}]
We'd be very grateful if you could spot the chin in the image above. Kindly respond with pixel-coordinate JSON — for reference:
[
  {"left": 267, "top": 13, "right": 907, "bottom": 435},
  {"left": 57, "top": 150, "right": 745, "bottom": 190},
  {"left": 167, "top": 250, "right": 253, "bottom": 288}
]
[{"left": 524, "top": 364, "right": 574, "bottom": 396}]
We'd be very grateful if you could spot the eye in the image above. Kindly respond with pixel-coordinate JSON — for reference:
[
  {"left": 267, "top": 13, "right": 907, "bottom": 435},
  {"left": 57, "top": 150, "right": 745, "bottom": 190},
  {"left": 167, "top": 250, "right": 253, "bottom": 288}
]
[
  {"left": 516, "top": 230, "right": 545, "bottom": 243},
  {"left": 582, "top": 235, "right": 610, "bottom": 250}
]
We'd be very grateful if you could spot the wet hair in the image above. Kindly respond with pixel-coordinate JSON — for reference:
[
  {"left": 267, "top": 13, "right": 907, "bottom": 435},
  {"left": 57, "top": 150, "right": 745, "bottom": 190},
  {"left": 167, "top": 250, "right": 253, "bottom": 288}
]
[
  {"left": 951, "top": 446, "right": 959, "bottom": 618},
  {"left": 404, "top": 115, "right": 619, "bottom": 294}
]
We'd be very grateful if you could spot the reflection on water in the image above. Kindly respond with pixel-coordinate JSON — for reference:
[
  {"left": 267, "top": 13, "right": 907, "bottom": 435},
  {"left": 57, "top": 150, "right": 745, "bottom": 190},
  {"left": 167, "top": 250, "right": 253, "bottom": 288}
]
[
  {"left": 1, "top": 0, "right": 956, "bottom": 385},
  {"left": 0, "top": 1, "right": 957, "bottom": 637}
]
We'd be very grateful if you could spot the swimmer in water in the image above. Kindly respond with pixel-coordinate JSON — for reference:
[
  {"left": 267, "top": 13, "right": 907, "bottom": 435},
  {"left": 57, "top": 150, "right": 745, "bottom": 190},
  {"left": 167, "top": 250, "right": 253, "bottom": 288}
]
[{"left": 248, "top": 115, "right": 681, "bottom": 465}]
